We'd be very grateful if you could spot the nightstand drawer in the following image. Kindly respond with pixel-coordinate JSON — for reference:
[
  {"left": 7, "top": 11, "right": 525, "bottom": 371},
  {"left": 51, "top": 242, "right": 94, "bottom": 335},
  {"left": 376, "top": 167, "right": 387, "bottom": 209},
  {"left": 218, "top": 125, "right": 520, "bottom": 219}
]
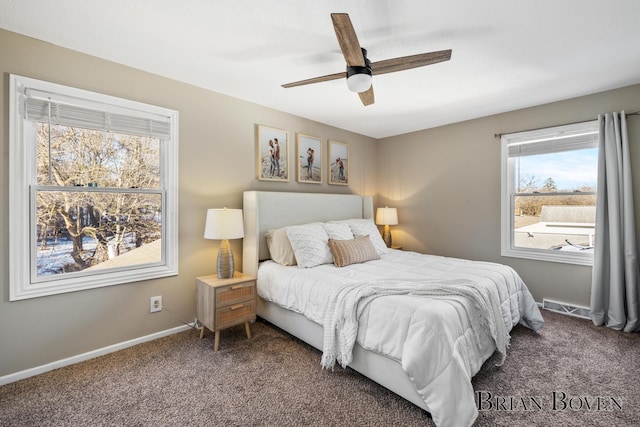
[
  {"left": 215, "top": 299, "right": 256, "bottom": 330},
  {"left": 215, "top": 281, "right": 255, "bottom": 307}
]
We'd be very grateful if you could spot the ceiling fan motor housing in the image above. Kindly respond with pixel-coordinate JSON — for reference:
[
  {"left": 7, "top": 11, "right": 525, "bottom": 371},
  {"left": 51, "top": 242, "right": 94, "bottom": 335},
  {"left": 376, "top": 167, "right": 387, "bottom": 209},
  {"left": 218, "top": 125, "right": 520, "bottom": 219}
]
[{"left": 346, "top": 65, "right": 372, "bottom": 78}]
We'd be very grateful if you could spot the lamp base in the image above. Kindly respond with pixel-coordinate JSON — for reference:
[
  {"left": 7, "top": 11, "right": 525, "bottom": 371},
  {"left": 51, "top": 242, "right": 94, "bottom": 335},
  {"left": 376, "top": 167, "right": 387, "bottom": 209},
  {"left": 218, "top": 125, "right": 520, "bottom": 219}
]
[
  {"left": 217, "top": 239, "right": 235, "bottom": 279},
  {"left": 382, "top": 225, "right": 392, "bottom": 248}
]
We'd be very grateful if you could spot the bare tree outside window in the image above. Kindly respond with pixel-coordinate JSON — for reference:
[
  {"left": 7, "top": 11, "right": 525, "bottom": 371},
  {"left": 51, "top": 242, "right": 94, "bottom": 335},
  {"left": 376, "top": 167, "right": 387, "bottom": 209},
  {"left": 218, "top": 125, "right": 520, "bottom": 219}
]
[{"left": 35, "top": 124, "right": 162, "bottom": 277}]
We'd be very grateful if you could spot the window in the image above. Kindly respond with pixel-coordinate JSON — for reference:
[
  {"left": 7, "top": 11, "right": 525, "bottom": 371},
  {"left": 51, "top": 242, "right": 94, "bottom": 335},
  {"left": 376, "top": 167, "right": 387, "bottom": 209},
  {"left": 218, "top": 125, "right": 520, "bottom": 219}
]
[
  {"left": 9, "top": 75, "right": 179, "bottom": 300},
  {"left": 501, "top": 121, "right": 598, "bottom": 266}
]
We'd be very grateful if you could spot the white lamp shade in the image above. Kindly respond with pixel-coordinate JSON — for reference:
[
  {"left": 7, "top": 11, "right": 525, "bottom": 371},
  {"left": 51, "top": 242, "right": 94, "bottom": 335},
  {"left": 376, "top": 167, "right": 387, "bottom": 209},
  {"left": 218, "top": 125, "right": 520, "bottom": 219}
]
[
  {"left": 375, "top": 207, "right": 398, "bottom": 226},
  {"left": 204, "top": 208, "right": 244, "bottom": 240},
  {"left": 346, "top": 73, "right": 372, "bottom": 93}
]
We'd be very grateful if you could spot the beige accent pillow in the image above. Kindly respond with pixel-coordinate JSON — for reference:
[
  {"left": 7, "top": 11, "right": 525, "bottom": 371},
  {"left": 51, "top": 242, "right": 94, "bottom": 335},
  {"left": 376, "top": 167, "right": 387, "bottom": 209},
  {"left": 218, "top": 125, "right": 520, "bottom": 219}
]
[
  {"left": 328, "top": 235, "right": 380, "bottom": 267},
  {"left": 265, "top": 228, "right": 297, "bottom": 266}
]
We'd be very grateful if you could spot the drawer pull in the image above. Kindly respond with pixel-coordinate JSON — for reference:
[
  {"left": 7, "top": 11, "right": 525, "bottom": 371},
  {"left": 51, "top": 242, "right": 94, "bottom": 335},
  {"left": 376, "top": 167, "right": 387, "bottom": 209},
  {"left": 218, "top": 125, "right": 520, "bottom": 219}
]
[
  {"left": 230, "top": 303, "right": 244, "bottom": 310},
  {"left": 231, "top": 285, "right": 244, "bottom": 290}
]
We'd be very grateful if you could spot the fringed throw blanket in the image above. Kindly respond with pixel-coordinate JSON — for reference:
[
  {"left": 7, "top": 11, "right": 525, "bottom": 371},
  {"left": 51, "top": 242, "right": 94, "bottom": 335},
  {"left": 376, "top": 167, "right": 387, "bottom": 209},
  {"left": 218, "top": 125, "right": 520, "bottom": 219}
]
[{"left": 321, "top": 278, "right": 509, "bottom": 370}]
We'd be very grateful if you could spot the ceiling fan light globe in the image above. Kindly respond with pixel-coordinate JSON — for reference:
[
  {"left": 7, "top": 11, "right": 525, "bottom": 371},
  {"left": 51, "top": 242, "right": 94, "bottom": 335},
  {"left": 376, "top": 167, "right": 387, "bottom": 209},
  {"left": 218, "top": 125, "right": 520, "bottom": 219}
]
[
  {"left": 346, "top": 65, "right": 372, "bottom": 93},
  {"left": 346, "top": 73, "right": 372, "bottom": 93}
]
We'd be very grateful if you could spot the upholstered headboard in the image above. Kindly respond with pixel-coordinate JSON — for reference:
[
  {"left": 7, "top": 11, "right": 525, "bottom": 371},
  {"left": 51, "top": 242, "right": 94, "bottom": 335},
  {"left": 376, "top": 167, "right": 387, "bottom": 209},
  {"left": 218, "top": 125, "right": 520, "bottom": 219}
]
[{"left": 242, "top": 191, "right": 374, "bottom": 276}]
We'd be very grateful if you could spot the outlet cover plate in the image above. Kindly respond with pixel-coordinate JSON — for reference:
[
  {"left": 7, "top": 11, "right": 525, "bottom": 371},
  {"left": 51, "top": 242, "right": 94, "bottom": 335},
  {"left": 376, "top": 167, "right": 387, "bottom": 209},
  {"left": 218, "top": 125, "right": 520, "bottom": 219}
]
[{"left": 150, "top": 296, "right": 162, "bottom": 313}]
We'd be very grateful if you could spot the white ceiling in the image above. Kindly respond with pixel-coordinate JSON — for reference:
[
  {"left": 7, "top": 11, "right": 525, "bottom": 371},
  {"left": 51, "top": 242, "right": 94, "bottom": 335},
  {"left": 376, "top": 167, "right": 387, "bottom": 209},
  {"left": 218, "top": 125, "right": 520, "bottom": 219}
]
[{"left": 2, "top": 0, "right": 640, "bottom": 138}]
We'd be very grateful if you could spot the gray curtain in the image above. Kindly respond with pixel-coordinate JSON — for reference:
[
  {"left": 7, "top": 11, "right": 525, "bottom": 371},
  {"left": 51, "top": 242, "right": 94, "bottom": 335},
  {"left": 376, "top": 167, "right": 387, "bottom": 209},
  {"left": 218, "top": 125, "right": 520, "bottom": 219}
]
[{"left": 590, "top": 111, "right": 640, "bottom": 332}]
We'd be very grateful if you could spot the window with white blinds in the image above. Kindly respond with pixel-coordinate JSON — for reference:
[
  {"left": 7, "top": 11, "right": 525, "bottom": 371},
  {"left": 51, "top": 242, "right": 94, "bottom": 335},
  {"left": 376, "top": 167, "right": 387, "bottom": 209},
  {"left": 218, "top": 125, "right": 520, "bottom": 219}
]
[
  {"left": 500, "top": 120, "right": 599, "bottom": 266},
  {"left": 9, "top": 74, "right": 179, "bottom": 300}
]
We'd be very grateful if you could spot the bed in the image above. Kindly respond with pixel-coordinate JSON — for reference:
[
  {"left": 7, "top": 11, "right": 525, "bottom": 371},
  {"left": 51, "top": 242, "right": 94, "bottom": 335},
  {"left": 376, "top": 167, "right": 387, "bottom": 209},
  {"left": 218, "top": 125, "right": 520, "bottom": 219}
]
[{"left": 242, "top": 191, "right": 543, "bottom": 427}]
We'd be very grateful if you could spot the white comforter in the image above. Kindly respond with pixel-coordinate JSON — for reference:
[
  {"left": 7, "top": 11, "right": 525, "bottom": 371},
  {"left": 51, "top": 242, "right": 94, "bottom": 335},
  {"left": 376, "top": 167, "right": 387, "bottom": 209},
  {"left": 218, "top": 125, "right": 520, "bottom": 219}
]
[{"left": 257, "top": 250, "right": 544, "bottom": 427}]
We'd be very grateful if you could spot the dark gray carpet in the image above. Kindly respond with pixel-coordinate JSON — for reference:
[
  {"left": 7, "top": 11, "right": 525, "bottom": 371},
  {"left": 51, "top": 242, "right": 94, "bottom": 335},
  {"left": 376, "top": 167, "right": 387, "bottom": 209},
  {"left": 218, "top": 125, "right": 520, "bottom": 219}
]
[{"left": 1, "top": 309, "right": 638, "bottom": 426}]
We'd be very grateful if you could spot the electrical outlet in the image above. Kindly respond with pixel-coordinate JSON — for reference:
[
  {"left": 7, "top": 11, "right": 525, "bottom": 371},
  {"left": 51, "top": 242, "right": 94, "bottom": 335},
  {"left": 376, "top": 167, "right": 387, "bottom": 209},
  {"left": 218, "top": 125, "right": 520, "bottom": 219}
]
[{"left": 150, "top": 295, "right": 162, "bottom": 313}]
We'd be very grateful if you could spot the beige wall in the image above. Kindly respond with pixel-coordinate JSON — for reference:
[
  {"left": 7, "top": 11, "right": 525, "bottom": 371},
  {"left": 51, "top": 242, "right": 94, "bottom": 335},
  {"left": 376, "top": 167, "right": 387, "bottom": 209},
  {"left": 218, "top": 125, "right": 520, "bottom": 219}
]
[
  {"left": 0, "top": 29, "right": 377, "bottom": 377},
  {"left": 378, "top": 84, "right": 640, "bottom": 307}
]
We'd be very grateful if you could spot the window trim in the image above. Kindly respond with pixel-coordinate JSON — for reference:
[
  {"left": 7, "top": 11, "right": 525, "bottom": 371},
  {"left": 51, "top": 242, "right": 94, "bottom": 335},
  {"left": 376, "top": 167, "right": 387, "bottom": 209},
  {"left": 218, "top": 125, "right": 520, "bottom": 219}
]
[
  {"left": 500, "top": 121, "right": 598, "bottom": 266},
  {"left": 9, "top": 74, "right": 179, "bottom": 300}
]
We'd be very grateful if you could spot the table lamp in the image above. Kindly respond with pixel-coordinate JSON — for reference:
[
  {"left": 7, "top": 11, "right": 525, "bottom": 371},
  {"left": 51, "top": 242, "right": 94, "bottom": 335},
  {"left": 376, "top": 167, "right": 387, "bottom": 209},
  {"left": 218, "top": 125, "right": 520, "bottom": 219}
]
[
  {"left": 375, "top": 206, "right": 398, "bottom": 248},
  {"left": 204, "top": 208, "right": 244, "bottom": 279}
]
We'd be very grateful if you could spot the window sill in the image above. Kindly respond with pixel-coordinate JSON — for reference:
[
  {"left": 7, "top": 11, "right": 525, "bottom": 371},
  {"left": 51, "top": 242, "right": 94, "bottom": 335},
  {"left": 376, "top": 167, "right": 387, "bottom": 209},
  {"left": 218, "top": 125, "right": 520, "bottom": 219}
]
[{"left": 501, "top": 247, "right": 593, "bottom": 266}]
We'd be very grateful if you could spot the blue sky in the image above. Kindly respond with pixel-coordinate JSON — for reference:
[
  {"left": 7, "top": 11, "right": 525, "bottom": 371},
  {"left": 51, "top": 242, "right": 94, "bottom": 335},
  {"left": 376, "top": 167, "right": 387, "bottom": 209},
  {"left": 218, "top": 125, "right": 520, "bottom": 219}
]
[{"left": 518, "top": 148, "right": 598, "bottom": 191}]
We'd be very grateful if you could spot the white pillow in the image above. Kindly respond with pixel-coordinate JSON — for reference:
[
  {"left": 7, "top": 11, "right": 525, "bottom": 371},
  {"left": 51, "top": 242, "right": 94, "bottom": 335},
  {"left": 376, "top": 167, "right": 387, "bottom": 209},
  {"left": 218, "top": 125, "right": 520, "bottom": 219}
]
[
  {"left": 330, "top": 218, "right": 390, "bottom": 255},
  {"left": 285, "top": 223, "right": 333, "bottom": 268},
  {"left": 265, "top": 228, "right": 297, "bottom": 266},
  {"left": 322, "top": 222, "right": 354, "bottom": 240}
]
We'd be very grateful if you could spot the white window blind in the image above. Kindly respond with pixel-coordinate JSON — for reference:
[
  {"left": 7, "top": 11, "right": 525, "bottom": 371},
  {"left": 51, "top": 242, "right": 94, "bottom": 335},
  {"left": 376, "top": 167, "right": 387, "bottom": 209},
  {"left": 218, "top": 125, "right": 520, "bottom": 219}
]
[
  {"left": 506, "top": 121, "right": 598, "bottom": 157},
  {"left": 23, "top": 88, "right": 171, "bottom": 139}
]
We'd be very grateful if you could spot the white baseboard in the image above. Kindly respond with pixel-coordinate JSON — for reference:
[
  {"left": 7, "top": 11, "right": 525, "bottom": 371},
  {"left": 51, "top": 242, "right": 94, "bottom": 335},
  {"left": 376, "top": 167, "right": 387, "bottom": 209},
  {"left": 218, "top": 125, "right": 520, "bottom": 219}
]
[{"left": 0, "top": 323, "right": 194, "bottom": 386}]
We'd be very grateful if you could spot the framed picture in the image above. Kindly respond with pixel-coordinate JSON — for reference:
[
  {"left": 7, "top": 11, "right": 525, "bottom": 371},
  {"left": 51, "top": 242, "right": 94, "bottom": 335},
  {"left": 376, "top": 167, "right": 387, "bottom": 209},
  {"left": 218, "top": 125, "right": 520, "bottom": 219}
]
[
  {"left": 328, "top": 140, "right": 349, "bottom": 185},
  {"left": 256, "top": 125, "right": 289, "bottom": 181},
  {"left": 296, "top": 134, "right": 322, "bottom": 184}
]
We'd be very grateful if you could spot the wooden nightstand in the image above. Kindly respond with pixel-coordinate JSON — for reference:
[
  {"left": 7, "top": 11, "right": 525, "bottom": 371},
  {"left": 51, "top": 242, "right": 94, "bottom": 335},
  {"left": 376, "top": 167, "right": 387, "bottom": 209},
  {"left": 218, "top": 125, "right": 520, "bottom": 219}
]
[{"left": 196, "top": 272, "right": 256, "bottom": 351}]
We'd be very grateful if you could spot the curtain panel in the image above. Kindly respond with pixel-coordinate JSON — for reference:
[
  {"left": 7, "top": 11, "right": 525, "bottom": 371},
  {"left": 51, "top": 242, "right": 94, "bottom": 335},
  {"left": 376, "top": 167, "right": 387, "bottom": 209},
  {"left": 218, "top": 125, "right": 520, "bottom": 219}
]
[{"left": 590, "top": 111, "right": 640, "bottom": 332}]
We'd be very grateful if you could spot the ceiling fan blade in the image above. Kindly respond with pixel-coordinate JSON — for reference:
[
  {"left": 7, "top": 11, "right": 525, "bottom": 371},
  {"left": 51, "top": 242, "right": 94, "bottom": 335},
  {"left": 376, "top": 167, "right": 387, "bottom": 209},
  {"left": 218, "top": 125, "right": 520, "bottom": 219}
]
[
  {"left": 331, "top": 13, "right": 365, "bottom": 67},
  {"left": 370, "top": 49, "right": 452, "bottom": 75},
  {"left": 281, "top": 71, "right": 346, "bottom": 88},
  {"left": 358, "top": 86, "right": 375, "bottom": 106}
]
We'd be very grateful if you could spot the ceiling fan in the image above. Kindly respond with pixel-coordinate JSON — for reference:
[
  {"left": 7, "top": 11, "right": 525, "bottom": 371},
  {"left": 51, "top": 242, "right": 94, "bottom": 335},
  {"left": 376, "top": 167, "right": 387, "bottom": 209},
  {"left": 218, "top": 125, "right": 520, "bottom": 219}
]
[{"left": 282, "top": 13, "right": 452, "bottom": 106}]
